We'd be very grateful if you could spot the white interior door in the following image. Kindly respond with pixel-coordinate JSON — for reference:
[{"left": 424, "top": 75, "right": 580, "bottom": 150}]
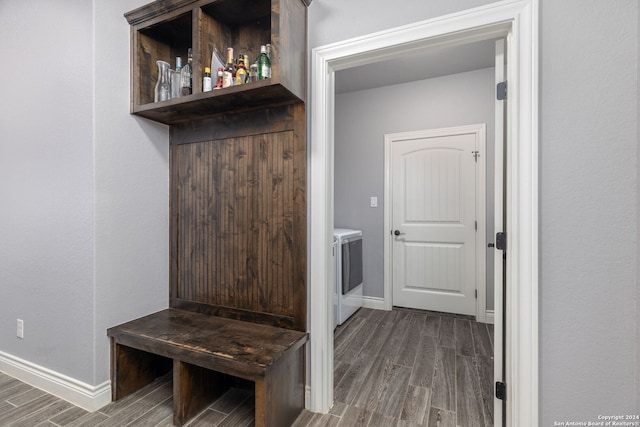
[{"left": 388, "top": 125, "right": 485, "bottom": 315}]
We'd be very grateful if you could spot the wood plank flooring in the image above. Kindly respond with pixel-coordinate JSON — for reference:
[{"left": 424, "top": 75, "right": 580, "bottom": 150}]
[
  {"left": 293, "top": 308, "right": 494, "bottom": 427},
  {"left": 0, "top": 308, "right": 493, "bottom": 426}
]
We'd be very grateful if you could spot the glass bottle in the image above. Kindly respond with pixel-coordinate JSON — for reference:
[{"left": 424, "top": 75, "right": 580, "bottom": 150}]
[
  {"left": 203, "top": 67, "right": 212, "bottom": 92},
  {"left": 214, "top": 67, "right": 224, "bottom": 89},
  {"left": 257, "top": 45, "right": 271, "bottom": 80},
  {"left": 223, "top": 47, "right": 235, "bottom": 88},
  {"left": 154, "top": 60, "right": 171, "bottom": 102},
  {"left": 249, "top": 63, "right": 258, "bottom": 83},
  {"left": 172, "top": 56, "right": 182, "bottom": 98},
  {"left": 180, "top": 48, "right": 193, "bottom": 96},
  {"left": 236, "top": 56, "right": 247, "bottom": 85}
]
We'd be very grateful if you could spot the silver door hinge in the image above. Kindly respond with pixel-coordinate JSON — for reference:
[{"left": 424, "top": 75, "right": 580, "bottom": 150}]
[
  {"left": 497, "top": 81, "right": 507, "bottom": 100},
  {"left": 475, "top": 289, "right": 478, "bottom": 299},
  {"left": 472, "top": 151, "right": 479, "bottom": 162},
  {"left": 475, "top": 220, "right": 477, "bottom": 231}
]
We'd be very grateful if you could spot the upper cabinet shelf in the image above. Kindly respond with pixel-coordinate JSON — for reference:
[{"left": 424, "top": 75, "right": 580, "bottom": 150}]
[{"left": 125, "top": 0, "right": 310, "bottom": 125}]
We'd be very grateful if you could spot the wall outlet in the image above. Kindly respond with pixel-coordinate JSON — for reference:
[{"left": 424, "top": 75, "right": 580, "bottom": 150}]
[
  {"left": 370, "top": 196, "right": 378, "bottom": 208},
  {"left": 16, "top": 319, "right": 24, "bottom": 339}
]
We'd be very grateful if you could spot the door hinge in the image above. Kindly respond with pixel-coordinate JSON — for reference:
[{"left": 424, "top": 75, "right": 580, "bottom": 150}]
[
  {"left": 472, "top": 150, "right": 479, "bottom": 162},
  {"left": 495, "top": 232, "right": 506, "bottom": 251},
  {"left": 475, "top": 289, "right": 478, "bottom": 299},
  {"left": 475, "top": 220, "right": 477, "bottom": 231},
  {"left": 497, "top": 81, "right": 507, "bottom": 100},
  {"left": 496, "top": 382, "right": 506, "bottom": 400}
]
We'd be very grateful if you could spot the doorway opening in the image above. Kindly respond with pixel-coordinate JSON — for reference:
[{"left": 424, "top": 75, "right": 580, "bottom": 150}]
[{"left": 308, "top": 1, "right": 538, "bottom": 425}]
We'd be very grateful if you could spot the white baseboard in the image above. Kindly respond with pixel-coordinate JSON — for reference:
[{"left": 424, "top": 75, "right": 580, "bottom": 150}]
[
  {"left": 485, "top": 310, "right": 495, "bottom": 324},
  {"left": 361, "top": 296, "right": 386, "bottom": 311},
  {"left": 0, "top": 351, "right": 111, "bottom": 412}
]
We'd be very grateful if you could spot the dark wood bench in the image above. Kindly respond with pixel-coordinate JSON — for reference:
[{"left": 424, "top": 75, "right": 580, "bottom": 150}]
[{"left": 107, "top": 309, "right": 308, "bottom": 426}]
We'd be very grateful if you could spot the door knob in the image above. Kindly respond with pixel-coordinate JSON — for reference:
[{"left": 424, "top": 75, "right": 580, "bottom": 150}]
[{"left": 394, "top": 230, "right": 405, "bottom": 236}]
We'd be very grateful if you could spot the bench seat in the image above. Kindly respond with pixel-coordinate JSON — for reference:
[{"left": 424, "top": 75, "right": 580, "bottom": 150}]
[{"left": 107, "top": 309, "right": 307, "bottom": 426}]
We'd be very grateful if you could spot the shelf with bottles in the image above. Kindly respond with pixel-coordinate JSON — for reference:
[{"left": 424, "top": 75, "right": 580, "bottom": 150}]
[{"left": 125, "top": 0, "right": 309, "bottom": 125}]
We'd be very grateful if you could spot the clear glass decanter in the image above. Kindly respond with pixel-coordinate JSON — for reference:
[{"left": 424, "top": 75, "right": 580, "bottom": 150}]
[{"left": 154, "top": 60, "right": 171, "bottom": 102}]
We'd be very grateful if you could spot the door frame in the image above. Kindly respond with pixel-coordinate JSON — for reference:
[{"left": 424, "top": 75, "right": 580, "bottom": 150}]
[
  {"left": 383, "top": 125, "right": 487, "bottom": 319},
  {"left": 308, "top": 0, "right": 538, "bottom": 425}
]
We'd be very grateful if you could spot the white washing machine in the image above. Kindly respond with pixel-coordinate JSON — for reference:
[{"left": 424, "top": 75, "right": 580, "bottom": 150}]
[{"left": 333, "top": 228, "right": 364, "bottom": 328}]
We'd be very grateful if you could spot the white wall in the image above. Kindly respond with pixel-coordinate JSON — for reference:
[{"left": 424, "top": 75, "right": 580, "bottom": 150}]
[
  {"left": 0, "top": 0, "right": 96, "bottom": 384},
  {"left": 334, "top": 68, "right": 495, "bottom": 311}
]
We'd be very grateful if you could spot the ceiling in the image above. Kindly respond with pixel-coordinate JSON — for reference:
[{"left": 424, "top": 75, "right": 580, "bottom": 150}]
[{"left": 335, "top": 39, "right": 497, "bottom": 94}]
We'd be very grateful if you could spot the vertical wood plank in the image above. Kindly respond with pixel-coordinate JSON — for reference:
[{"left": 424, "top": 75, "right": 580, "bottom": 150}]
[
  {"left": 171, "top": 106, "right": 306, "bottom": 331},
  {"left": 431, "top": 347, "right": 456, "bottom": 411}
]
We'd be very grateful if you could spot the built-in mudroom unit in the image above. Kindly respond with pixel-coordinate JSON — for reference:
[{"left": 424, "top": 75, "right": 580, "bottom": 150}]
[{"left": 106, "top": 0, "right": 310, "bottom": 425}]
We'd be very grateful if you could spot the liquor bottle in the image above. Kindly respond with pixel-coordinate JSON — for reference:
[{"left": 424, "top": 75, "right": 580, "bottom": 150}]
[
  {"left": 236, "top": 56, "right": 247, "bottom": 85},
  {"left": 223, "top": 47, "right": 235, "bottom": 88},
  {"left": 265, "top": 44, "right": 272, "bottom": 60},
  {"left": 180, "top": 48, "right": 193, "bottom": 96},
  {"left": 203, "top": 67, "right": 212, "bottom": 92},
  {"left": 214, "top": 67, "right": 224, "bottom": 89},
  {"left": 257, "top": 45, "right": 271, "bottom": 80},
  {"left": 172, "top": 56, "right": 182, "bottom": 98}
]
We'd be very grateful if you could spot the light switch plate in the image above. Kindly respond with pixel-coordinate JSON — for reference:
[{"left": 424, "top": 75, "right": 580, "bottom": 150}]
[{"left": 370, "top": 197, "right": 378, "bottom": 208}]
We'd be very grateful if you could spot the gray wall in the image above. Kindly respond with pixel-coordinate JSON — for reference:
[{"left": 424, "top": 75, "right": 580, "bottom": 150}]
[
  {"left": 311, "top": 0, "right": 640, "bottom": 420},
  {"left": 334, "top": 68, "right": 495, "bottom": 312},
  {"left": 0, "top": 0, "right": 96, "bottom": 383},
  {"left": 93, "top": 0, "right": 170, "bottom": 384},
  {"left": 0, "top": 0, "right": 637, "bottom": 420},
  {"left": 0, "top": 0, "right": 169, "bottom": 386},
  {"left": 539, "top": 0, "right": 638, "bottom": 421}
]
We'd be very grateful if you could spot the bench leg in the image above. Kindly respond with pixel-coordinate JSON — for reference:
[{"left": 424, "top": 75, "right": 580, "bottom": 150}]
[
  {"left": 255, "top": 345, "right": 305, "bottom": 427},
  {"left": 110, "top": 339, "right": 171, "bottom": 401},
  {"left": 173, "top": 360, "right": 230, "bottom": 426}
]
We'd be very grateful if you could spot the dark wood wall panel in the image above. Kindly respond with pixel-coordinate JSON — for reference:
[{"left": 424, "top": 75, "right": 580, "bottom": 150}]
[{"left": 172, "top": 119, "right": 305, "bottom": 330}]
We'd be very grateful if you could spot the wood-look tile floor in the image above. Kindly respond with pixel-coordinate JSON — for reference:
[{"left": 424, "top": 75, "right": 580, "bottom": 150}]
[
  {"left": 0, "top": 308, "right": 493, "bottom": 427},
  {"left": 292, "top": 308, "right": 494, "bottom": 427}
]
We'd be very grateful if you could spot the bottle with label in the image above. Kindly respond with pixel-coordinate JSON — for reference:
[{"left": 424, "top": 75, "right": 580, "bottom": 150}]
[
  {"left": 236, "top": 56, "right": 247, "bottom": 85},
  {"left": 203, "top": 67, "right": 212, "bottom": 92},
  {"left": 180, "top": 48, "right": 193, "bottom": 96},
  {"left": 172, "top": 57, "right": 182, "bottom": 98},
  {"left": 265, "top": 44, "right": 272, "bottom": 60},
  {"left": 223, "top": 47, "right": 235, "bottom": 88},
  {"left": 249, "top": 63, "right": 258, "bottom": 83},
  {"left": 257, "top": 45, "right": 271, "bottom": 80},
  {"left": 214, "top": 67, "right": 224, "bottom": 89}
]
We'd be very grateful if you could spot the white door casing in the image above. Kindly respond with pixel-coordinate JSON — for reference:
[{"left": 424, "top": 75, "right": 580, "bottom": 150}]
[
  {"left": 386, "top": 125, "right": 486, "bottom": 316},
  {"left": 309, "top": 1, "right": 538, "bottom": 424},
  {"left": 493, "top": 37, "right": 507, "bottom": 427}
]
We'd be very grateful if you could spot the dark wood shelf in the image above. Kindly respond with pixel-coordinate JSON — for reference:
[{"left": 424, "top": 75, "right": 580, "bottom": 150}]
[
  {"left": 132, "top": 79, "right": 301, "bottom": 124},
  {"left": 125, "top": 0, "right": 308, "bottom": 125}
]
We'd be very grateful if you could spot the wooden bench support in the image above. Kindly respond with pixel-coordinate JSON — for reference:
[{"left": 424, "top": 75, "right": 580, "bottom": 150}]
[
  {"left": 110, "top": 341, "right": 171, "bottom": 401},
  {"left": 255, "top": 344, "right": 305, "bottom": 427},
  {"left": 174, "top": 360, "right": 230, "bottom": 426},
  {"left": 107, "top": 309, "right": 307, "bottom": 427}
]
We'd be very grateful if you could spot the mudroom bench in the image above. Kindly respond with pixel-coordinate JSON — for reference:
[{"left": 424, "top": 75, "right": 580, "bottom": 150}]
[{"left": 107, "top": 309, "right": 308, "bottom": 427}]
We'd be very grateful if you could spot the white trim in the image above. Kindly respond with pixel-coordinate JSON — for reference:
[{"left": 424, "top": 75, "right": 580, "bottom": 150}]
[
  {"left": 0, "top": 351, "right": 111, "bottom": 412},
  {"left": 486, "top": 310, "right": 495, "bottom": 325},
  {"left": 493, "top": 37, "right": 506, "bottom": 427},
  {"left": 309, "top": 1, "right": 538, "bottom": 423},
  {"left": 383, "top": 124, "right": 487, "bottom": 320},
  {"left": 361, "top": 296, "right": 386, "bottom": 311}
]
